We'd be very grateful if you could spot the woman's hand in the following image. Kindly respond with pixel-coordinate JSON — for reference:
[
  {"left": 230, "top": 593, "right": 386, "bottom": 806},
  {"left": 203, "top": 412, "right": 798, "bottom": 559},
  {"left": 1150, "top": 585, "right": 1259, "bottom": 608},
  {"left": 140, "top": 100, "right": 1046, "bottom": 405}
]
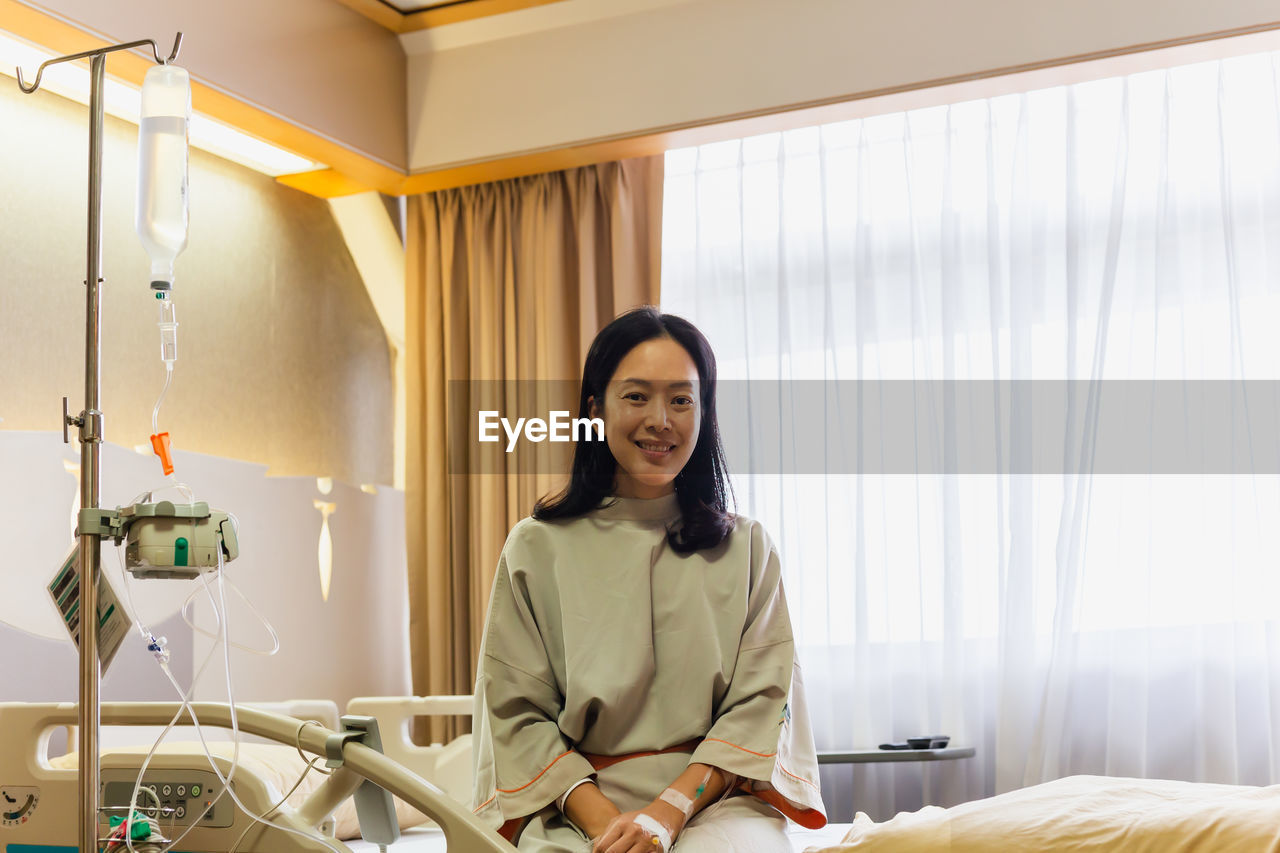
[{"left": 592, "top": 800, "right": 685, "bottom": 853}]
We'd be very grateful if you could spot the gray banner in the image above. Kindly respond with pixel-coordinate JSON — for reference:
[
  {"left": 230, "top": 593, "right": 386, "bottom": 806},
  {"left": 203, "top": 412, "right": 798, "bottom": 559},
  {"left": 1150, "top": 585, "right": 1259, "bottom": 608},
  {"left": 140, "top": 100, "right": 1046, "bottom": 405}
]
[{"left": 448, "top": 380, "right": 1280, "bottom": 475}]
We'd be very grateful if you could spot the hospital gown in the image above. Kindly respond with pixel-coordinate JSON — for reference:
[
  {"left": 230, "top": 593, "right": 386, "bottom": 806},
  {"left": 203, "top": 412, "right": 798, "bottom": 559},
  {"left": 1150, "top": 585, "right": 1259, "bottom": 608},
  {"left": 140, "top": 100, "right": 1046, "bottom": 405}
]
[{"left": 472, "top": 493, "right": 826, "bottom": 851}]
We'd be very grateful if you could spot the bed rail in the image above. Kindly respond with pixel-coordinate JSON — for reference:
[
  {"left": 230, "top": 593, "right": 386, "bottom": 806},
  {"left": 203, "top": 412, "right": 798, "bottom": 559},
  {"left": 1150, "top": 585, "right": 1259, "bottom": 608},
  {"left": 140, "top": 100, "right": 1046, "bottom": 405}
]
[{"left": 0, "top": 701, "right": 514, "bottom": 852}]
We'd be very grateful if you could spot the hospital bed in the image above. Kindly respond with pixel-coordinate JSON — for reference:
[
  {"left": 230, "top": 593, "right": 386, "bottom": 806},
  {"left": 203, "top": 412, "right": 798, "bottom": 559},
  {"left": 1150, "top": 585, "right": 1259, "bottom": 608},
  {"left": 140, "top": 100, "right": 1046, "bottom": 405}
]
[
  {"left": 0, "top": 696, "right": 852, "bottom": 852},
  {"left": 10, "top": 694, "right": 1278, "bottom": 853}
]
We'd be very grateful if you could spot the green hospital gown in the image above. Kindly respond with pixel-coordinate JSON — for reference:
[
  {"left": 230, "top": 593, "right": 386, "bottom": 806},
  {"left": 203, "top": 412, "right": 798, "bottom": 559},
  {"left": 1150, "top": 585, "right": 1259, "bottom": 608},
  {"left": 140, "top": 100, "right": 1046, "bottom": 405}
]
[{"left": 472, "top": 493, "right": 826, "bottom": 850}]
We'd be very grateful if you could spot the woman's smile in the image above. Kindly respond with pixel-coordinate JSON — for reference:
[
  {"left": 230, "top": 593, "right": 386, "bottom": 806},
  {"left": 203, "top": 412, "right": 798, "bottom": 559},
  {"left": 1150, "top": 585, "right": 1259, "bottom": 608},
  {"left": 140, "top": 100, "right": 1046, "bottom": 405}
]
[{"left": 635, "top": 439, "right": 676, "bottom": 460}]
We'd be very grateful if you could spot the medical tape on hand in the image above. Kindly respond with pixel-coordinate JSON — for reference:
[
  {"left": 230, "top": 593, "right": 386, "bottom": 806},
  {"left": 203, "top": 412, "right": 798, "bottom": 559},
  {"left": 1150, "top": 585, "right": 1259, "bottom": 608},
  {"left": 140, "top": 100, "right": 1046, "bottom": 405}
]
[
  {"left": 659, "top": 787, "right": 695, "bottom": 818},
  {"left": 663, "top": 766, "right": 715, "bottom": 819},
  {"left": 633, "top": 814, "right": 671, "bottom": 852}
]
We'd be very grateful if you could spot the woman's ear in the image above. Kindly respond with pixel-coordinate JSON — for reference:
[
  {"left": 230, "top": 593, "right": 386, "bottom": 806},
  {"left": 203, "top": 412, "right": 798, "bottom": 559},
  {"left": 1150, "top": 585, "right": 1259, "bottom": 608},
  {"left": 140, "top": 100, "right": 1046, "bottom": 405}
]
[{"left": 587, "top": 395, "right": 600, "bottom": 420}]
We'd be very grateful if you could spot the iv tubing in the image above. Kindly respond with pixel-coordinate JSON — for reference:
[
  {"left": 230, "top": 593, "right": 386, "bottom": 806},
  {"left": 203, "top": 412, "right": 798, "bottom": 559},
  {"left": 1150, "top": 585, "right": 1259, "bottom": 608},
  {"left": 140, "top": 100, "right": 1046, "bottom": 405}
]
[
  {"left": 118, "top": 553, "right": 227, "bottom": 853},
  {"left": 117, "top": 534, "right": 341, "bottom": 853},
  {"left": 151, "top": 365, "right": 172, "bottom": 437},
  {"left": 180, "top": 576, "right": 280, "bottom": 655},
  {"left": 150, "top": 295, "right": 177, "bottom": 476},
  {"left": 169, "top": 560, "right": 345, "bottom": 853}
]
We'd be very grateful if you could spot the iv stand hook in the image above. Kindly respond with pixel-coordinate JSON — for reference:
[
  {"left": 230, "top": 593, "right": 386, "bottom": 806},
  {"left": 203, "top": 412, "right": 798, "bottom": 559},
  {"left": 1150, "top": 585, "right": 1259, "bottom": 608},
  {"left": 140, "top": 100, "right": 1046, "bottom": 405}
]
[{"left": 16, "top": 32, "right": 182, "bottom": 94}]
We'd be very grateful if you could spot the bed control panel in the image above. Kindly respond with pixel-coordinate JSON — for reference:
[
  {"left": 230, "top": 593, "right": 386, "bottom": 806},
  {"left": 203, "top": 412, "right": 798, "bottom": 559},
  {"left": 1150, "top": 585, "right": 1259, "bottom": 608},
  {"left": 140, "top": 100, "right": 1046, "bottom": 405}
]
[
  {"left": 100, "top": 768, "right": 234, "bottom": 829},
  {"left": 0, "top": 786, "right": 41, "bottom": 827}
]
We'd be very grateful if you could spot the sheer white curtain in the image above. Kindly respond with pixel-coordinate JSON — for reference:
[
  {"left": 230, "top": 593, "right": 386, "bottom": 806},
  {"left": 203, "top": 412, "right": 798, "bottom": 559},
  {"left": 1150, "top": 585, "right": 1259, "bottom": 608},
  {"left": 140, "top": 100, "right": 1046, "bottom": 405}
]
[{"left": 662, "top": 52, "right": 1280, "bottom": 822}]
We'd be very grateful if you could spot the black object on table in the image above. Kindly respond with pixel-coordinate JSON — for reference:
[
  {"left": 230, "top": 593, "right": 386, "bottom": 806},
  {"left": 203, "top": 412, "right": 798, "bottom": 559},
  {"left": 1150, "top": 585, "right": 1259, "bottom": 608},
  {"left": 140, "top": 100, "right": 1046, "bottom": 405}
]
[{"left": 817, "top": 746, "right": 975, "bottom": 765}]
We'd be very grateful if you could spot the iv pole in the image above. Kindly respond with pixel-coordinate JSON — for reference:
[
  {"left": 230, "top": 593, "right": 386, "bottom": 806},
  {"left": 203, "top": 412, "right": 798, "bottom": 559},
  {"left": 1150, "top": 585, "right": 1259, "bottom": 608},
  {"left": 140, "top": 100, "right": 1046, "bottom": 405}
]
[{"left": 16, "top": 32, "right": 183, "bottom": 853}]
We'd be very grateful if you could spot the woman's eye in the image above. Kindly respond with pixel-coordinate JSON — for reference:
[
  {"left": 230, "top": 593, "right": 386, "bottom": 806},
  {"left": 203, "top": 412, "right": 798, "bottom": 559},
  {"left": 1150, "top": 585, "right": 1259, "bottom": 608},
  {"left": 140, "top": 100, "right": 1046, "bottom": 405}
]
[
  {"left": 673, "top": 396, "right": 694, "bottom": 406},
  {"left": 623, "top": 392, "right": 646, "bottom": 402}
]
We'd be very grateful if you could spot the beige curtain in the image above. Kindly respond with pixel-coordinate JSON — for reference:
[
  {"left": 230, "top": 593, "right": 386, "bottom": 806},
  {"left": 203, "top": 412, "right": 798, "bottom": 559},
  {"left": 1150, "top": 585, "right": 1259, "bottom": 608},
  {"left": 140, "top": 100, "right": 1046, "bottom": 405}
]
[{"left": 404, "top": 157, "right": 663, "bottom": 740}]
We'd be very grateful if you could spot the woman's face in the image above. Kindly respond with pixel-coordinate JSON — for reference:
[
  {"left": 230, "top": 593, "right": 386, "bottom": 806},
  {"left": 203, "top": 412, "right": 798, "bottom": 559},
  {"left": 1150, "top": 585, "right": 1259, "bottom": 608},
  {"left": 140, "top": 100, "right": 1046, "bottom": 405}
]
[{"left": 589, "top": 336, "right": 702, "bottom": 499}]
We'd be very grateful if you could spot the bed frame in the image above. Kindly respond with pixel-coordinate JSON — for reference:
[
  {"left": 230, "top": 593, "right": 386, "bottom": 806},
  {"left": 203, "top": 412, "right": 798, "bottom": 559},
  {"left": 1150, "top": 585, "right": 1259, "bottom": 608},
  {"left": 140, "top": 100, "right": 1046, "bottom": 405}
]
[
  {"left": 0, "top": 700, "right": 511, "bottom": 852},
  {"left": 0, "top": 697, "right": 847, "bottom": 852}
]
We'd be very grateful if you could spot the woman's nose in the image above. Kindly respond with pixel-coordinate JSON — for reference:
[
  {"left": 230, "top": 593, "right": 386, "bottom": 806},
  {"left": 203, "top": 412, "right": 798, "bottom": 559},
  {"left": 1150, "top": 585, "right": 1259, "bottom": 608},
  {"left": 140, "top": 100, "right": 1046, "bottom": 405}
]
[{"left": 643, "top": 400, "right": 671, "bottom": 430}]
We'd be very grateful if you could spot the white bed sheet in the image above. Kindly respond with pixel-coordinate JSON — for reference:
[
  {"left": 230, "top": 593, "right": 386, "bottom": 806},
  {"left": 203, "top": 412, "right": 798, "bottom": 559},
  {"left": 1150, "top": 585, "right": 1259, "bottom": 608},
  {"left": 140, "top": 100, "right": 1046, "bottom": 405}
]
[
  {"left": 345, "top": 822, "right": 852, "bottom": 852},
  {"left": 346, "top": 825, "right": 447, "bottom": 852}
]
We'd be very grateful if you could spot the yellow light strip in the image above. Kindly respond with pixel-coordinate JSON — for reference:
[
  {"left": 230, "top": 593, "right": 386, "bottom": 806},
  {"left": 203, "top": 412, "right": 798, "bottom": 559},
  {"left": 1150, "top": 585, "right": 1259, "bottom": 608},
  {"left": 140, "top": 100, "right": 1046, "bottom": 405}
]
[{"left": 0, "top": 29, "right": 323, "bottom": 176}]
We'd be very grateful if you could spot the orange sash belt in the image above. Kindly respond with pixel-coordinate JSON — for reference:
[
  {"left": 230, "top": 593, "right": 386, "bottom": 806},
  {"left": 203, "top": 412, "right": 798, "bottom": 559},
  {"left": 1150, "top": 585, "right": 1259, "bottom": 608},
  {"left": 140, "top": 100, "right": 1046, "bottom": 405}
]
[{"left": 581, "top": 738, "right": 702, "bottom": 771}]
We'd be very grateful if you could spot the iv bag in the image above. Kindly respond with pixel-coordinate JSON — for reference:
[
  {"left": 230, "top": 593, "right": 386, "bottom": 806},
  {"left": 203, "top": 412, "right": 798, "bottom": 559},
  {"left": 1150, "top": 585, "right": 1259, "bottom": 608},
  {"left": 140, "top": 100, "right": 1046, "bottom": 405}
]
[{"left": 136, "top": 63, "right": 190, "bottom": 291}]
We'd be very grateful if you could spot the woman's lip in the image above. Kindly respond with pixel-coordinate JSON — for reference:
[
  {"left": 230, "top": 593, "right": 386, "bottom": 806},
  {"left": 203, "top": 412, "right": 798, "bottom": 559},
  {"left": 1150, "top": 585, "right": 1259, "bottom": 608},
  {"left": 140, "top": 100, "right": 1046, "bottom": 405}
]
[{"left": 635, "top": 441, "right": 674, "bottom": 459}]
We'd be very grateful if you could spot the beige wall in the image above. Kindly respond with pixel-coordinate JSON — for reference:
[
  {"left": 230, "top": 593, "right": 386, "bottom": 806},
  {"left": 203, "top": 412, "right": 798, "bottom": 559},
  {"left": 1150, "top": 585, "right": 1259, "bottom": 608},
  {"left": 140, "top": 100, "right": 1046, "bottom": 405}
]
[
  {"left": 403, "top": 0, "right": 1280, "bottom": 173},
  {"left": 20, "top": 0, "right": 407, "bottom": 170},
  {"left": 0, "top": 433, "right": 411, "bottom": 707},
  {"left": 0, "top": 77, "right": 393, "bottom": 485}
]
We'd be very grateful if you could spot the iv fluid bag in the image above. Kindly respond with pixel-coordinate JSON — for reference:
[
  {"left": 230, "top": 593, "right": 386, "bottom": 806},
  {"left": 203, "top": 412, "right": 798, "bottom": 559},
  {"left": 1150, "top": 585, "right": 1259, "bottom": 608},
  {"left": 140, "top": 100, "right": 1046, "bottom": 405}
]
[{"left": 136, "top": 63, "right": 190, "bottom": 291}]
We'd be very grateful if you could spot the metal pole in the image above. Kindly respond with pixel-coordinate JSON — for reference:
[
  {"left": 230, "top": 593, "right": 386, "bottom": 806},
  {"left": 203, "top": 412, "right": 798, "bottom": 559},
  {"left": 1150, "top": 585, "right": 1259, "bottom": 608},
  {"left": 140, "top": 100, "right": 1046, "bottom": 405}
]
[
  {"left": 78, "top": 50, "right": 106, "bottom": 853},
  {"left": 15, "top": 33, "right": 181, "bottom": 853}
]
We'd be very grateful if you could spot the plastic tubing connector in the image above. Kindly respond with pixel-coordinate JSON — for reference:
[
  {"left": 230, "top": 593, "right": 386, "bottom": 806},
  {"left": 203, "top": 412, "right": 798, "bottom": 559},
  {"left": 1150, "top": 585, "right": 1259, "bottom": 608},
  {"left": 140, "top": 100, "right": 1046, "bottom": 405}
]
[
  {"left": 157, "top": 294, "right": 178, "bottom": 364},
  {"left": 150, "top": 432, "right": 174, "bottom": 476}
]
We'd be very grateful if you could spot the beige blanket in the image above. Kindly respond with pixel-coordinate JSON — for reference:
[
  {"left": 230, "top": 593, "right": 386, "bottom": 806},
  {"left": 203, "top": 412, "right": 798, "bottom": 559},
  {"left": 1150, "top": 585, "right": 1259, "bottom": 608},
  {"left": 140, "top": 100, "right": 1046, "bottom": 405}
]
[{"left": 813, "top": 775, "right": 1280, "bottom": 852}]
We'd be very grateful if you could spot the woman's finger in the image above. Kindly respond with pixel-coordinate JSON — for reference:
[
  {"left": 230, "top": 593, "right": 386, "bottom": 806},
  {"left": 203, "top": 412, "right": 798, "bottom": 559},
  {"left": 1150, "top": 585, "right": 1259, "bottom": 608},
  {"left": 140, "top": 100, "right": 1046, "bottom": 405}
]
[
  {"left": 625, "top": 827, "right": 662, "bottom": 853},
  {"left": 633, "top": 834, "right": 663, "bottom": 853},
  {"left": 593, "top": 826, "right": 620, "bottom": 853},
  {"left": 605, "top": 832, "right": 638, "bottom": 853},
  {"left": 596, "top": 824, "right": 632, "bottom": 850},
  {"left": 596, "top": 820, "right": 631, "bottom": 853}
]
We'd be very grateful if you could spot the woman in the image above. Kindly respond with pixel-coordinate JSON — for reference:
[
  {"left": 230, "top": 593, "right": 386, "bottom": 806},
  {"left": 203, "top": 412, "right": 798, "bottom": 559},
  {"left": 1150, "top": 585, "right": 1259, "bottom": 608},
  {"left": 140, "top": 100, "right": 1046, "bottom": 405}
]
[{"left": 472, "top": 307, "right": 825, "bottom": 852}]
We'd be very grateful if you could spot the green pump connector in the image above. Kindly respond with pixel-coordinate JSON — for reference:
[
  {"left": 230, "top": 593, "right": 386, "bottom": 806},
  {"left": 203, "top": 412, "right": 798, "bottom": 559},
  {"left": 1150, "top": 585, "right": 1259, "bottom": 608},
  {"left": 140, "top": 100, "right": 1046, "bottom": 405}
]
[{"left": 108, "top": 811, "right": 153, "bottom": 841}]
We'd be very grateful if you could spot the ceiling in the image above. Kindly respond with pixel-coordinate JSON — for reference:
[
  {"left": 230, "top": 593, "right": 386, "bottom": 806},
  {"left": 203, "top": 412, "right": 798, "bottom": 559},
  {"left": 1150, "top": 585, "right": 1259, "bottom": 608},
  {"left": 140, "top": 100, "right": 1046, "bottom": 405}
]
[
  {"left": 331, "top": 0, "right": 569, "bottom": 33},
  {"left": 10, "top": 0, "right": 1274, "bottom": 199},
  {"left": 382, "top": 0, "right": 463, "bottom": 9}
]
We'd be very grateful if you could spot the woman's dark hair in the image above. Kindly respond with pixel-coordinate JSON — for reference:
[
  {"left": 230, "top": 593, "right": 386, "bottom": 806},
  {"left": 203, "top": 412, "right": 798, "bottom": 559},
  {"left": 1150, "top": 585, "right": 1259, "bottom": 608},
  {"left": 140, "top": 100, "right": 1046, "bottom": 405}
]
[{"left": 533, "top": 306, "right": 735, "bottom": 552}]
